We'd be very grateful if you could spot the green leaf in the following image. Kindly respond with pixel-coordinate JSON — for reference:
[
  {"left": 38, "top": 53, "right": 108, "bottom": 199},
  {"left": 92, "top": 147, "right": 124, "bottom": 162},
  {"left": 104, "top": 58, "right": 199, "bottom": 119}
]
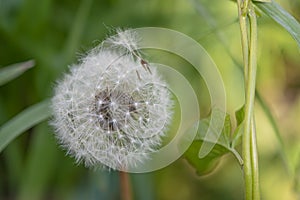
[
  {"left": 255, "top": 0, "right": 300, "bottom": 48},
  {"left": 231, "top": 106, "right": 245, "bottom": 148},
  {"left": 0, "top": 99, "right": 51, "bottom": 152},
  {"left": 184, "top": 110, "right": 243, "bottom": 176},
  {"left": 185, "top": 140, "right": 228, "bottom": 176},
  {"left": 0, "top": 60, "right": 35, "bottom": 86},
  {"left": 235, "top": 106, "right": 245, "bottom": 127}
]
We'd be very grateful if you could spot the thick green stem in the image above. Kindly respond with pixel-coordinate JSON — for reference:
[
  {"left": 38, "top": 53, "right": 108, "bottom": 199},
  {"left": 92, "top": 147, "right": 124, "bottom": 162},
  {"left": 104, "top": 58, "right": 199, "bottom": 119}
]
[
  {"left": 237, "top": 1, "right": 260, "bottom": 199},
  {"left": 237, "top": 0, "right": 251, "bottom": 199},
  {"left": 249, "top": 6, "right": 260, "bottom": 199}
]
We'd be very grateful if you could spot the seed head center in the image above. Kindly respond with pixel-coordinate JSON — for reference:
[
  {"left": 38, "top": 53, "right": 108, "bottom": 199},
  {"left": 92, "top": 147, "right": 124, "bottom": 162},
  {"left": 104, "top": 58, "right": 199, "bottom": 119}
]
[{"left": 94, "top": 90, "right": 136, "bottom": 131}]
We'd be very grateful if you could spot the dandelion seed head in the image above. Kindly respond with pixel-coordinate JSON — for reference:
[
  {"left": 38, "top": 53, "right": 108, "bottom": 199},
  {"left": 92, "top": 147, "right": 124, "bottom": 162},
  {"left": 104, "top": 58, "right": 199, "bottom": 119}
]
[{"left": 51, "top": 30, "right": 173, "bottom": 170}]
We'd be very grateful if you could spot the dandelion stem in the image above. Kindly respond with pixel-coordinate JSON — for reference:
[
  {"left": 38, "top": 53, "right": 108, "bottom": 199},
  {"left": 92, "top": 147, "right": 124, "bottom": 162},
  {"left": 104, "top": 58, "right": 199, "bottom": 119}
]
[{"left": 120, "top": 171, "right": 133, "bottom": 200}]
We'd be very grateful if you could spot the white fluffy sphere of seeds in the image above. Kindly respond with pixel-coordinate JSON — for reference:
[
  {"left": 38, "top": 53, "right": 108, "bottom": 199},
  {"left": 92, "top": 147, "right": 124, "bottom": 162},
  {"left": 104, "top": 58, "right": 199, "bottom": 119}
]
[{"left": 51, "top": 47, "right": 172, "bottom": 170}]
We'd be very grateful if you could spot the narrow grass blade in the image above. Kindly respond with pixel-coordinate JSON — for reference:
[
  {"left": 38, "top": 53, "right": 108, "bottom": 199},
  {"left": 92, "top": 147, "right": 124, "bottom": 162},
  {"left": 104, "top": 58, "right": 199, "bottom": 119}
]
[
  {"left": 0, "top": 60, "right": 35, "bottom": 86},
  {"left": 0, "top": 99, "right": 51, "bottom": 152},
  {"left": 255, "top": 0, "right": 300, "bottom": 48}
]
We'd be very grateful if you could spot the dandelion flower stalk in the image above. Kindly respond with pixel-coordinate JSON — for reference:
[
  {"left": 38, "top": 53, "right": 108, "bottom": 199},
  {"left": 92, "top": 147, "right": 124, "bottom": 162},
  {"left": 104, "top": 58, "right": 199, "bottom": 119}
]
[{"left": 120, "top": 171, "right": 133, "bottom": 200}]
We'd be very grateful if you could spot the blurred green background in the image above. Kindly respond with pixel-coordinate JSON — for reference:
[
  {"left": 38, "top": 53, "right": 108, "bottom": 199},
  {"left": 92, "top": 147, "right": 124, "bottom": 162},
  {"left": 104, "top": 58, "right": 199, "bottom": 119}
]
[{"left": 0, "top": 0, "right": 300, "bottom": 199}]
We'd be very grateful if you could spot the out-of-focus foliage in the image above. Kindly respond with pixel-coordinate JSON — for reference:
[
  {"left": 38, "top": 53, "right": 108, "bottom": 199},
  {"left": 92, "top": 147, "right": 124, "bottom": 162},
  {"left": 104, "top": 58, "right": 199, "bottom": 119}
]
[{"left": 0, "top": 0, "right": 300, "bottom": 199}]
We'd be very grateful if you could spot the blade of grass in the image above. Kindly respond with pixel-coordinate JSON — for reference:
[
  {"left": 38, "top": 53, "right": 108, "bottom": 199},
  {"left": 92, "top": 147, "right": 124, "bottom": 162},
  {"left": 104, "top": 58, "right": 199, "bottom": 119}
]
[
  {"left": 255, "top": 0, "right": 300, "bottom": 48},
  {"left": 0, "top": 60, "right": 35, "bottom": 86},
  {"left": 0, "top": 99, "right": 51, "bottom": 153}
]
